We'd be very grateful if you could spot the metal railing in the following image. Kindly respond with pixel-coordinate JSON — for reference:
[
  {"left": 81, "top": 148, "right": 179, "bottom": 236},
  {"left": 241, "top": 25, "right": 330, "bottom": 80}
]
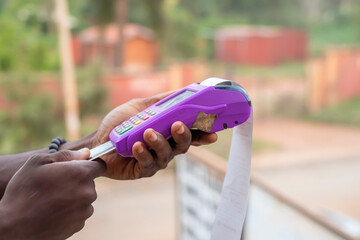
[{"left": 176, "top": 147, "right": 357, "bottom": 240}]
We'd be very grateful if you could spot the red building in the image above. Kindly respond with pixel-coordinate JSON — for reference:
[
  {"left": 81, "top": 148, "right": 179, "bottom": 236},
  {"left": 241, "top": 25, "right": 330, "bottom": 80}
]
[
  {"left": 215, "top": 26, "right": 307, "bottom": 66},
  {"left": 73, "top": 23, "right": 159, "bottom": 71}
]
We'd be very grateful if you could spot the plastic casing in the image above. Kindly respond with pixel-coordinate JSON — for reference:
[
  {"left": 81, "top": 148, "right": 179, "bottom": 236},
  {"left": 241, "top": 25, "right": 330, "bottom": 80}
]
[{"left": 109, "top": 83, "right": 251, "bottom": 157}]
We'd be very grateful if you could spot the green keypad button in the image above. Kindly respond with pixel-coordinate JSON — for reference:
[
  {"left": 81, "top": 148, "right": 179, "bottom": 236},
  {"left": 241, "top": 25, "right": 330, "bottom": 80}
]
[{"left": 119, "top": 126, "right": 133, "bottom": 135}]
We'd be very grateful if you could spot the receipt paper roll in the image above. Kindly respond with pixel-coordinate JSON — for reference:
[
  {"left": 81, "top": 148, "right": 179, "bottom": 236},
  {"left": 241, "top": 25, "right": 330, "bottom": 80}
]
[{"left": 210, "top": 111, "right": 253, "bottom": 240}]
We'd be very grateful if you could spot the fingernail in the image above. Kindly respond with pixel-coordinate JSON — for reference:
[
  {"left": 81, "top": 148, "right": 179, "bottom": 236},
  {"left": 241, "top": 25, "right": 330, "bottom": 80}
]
[
  {"left": 176, "top": 125, "right": 185, "bottom": 135},
  {"left": 210, "top": 133, "right": 218, "bottom": 143},
  {"left": 79, "top": 148, "right": 89, "bottom": 155},
  {"left": 149, "top": 131, "right": 157, "bottom": 142},
  {"left": 137, "top": 145, "right": 144, "bottom": 154}
]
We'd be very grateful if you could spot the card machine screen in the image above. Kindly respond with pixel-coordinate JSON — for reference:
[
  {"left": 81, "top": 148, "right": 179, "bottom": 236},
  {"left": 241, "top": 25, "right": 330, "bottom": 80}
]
[{"left": 157, "top": 90, "right": 195, "bottom": 110}]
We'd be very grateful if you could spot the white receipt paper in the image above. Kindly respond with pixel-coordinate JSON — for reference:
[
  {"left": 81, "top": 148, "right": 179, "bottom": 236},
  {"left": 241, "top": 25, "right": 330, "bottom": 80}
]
[{"left": 210, "top": 111, "right": 253, "bottom": 240}]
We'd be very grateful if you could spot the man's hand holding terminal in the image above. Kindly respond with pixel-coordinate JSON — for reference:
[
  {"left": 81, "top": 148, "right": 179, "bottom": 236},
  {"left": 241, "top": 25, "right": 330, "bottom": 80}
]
[{"left": 91, "top": 92, "right": 218, "bottom": 180}]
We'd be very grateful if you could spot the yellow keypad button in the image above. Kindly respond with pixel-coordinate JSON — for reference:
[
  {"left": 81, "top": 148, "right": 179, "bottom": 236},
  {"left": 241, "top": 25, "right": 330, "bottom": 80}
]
[{"left": 135, "top": 121, "right": 142, "bottom": 125}]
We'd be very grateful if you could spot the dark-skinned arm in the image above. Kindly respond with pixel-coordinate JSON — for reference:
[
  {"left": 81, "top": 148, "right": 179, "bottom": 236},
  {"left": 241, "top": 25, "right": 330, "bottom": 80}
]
[{"left": 0, "top": 132, "right": 96, "bottom": 199}]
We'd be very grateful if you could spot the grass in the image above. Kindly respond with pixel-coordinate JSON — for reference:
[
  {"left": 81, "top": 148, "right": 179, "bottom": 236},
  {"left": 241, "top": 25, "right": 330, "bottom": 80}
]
[
  {"left": 305, "top": 97, "right": 360, "bottom": 126},
  {"left": 234, "top": 61, "right": 305, "bottom": 79},
  {"left": 309, "top": 21, "right": 360, "bottom": 57},
  {"left": 204, "top": 129, "right": 280, "bottom": 160}
]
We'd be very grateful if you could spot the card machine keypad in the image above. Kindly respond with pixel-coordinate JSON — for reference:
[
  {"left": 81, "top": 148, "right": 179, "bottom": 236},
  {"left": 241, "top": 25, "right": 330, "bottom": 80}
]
[{"left": 115, "top": 110, "right": 157, "bottom": 135}]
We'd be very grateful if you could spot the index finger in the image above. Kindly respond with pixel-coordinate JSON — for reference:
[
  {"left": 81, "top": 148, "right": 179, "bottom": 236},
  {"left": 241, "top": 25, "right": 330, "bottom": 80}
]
[
  {"left": 191, "top": 131, "right": 218, "bottom": 146},
  {"left": 171, "top": 121, "right": 192, "bottom": 155}
]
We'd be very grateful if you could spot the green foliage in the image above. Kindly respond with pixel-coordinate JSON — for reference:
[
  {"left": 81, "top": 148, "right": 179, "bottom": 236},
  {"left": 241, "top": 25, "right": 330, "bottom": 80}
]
[
  {"left": 0, "top": 65, "right": 108, "bottom": 154},
  {"left": 140, "top": 0, "right": 165, "bottom": 40},
  {"left": 0, "top": 72, "right": 65, "bottom": 154},
  {"left": 182, "top": 0, "right": 304, "bottom": 27},
  {"left": 87, "top": 0, "right": 115, "bottom": 25},
  {"left": 0, "top": 1, "right": 108, "bottom": 154},
  {"left": 163, "top": 2, "right": 198, "bottom": 58},
  {"left": 309, "top": 15, "right": 360, "bottom": 56},
  {"left": 0, "top": 18, "right": 18, "bottom": 70},
  {"left": 0, "top": 0, "right": 59, "bottom": 71},
  {"left": 306, "top": 97, "right": 360, "bottom": 126}
]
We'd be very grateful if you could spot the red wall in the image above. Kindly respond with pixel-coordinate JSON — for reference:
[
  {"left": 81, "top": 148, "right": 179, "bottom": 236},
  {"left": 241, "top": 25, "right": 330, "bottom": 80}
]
[
  {"left": 215, "top": 28, "right": 307, "bottom": 66},
  {"left": 103, "top": 72, "right": 170, "bottom": 107},
  {"left": 337, "top": 52, "right": 360, "bottom": 101}
]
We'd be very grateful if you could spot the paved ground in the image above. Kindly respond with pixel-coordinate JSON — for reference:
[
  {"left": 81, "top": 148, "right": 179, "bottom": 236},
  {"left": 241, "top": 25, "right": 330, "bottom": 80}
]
[
  {"left": 252, "top": 117, "right": 360, "bottom": 223},
  {"left": 70, "top": 170, "right": 177, "bottom": 240},
  {"left": 252, "top": 117, "right": 360, "bottom": 169},
  {"left": 69, "top": 117, "right": 360, "bottom": 240}
]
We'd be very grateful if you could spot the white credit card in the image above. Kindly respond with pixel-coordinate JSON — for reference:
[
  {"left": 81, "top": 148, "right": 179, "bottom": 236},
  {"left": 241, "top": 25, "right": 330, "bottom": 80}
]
[{"left": 89, "top": 141, "right": 115, "bottom": 161}]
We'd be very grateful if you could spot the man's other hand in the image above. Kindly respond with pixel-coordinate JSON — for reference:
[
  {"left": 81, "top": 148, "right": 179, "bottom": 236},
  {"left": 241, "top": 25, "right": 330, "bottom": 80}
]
[
  {"left": 92, "top": 92, "right": 218, "bottom": 180},
  {"left": 0, "top": 149, "right": 105, "bottom": 240}
]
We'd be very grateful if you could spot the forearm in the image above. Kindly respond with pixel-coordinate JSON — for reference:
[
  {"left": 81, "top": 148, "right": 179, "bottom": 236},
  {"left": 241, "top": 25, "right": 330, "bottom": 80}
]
[{"left": 0, "top": 131, "right": 97, "bottom": 199}]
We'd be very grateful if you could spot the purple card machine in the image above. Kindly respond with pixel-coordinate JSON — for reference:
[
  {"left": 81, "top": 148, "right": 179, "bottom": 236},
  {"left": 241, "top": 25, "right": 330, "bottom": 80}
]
[{"left": 89, "top": 78, "right": 251, "bottom": 159}]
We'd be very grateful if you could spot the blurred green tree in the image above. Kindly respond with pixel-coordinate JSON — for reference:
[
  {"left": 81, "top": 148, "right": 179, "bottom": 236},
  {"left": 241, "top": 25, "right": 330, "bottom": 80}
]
[
  {"left": 0, "top": 0, "right": 59, "bottom": 71},
  {"left": 0, "top": 0, "right": 107, "bottom": 153},
  {"left": 0, "top": 72, "right": 64, "bottom": 154}
]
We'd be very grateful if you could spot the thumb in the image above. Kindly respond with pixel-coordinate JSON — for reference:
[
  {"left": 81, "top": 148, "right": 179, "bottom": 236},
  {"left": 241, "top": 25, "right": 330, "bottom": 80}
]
[
  {"left": 51, "top": 148, "right": 91, "bottom": 163},
  {"left": 141, "top": 91, "right": 175, "bottom": 108},
  {"left": 68, "top": 158, "right": 107, "bottom": 179}
]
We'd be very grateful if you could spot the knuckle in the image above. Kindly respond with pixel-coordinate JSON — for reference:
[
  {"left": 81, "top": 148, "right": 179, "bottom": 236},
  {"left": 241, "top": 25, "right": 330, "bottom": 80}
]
[
  {"left": 81, "top": 186, "right": 97, "bottom": 203},
  {"left": 142, "top": 96, "right": 156, "bottom": 107},
  {"left": 26, "top": 153, "right": 48, "bottom": 165},
  {"left": 128, "top": 98, "right": 141, "bottom": 107},
  {"left": 140, "top": 164, "right": 157, "bottom": 178},
  {"left": 169, "top": 151, "right": 176, "bottom": 161},
  {"left": 74, "top": 222, "right": 86, "bottom": 233},
  {"left": 82, "top": 164, "right": 98, "bottom": 180},
  {"left": 76, "top": 165, "right": 90, "bottom": 178},
  {"left": 155, "top": 162, "right": 165, "bottom": 170},
  {"left": 56, "top": 150, "right": 73, "bottom": 161},
  {"left": 159, "top": 153, "right": 173, "bottom": 169},
  {"left": 84, "top": 205, "right": 95, "bottom": 219},
  {"left": 143, "top": 169, "right": 157, "bottom": 178},
  {"left": 143, "top": 160, "right": 156, "bottom": 171},
  {"left": 74, "top": 164, "right": 93, "bottom": 180},
  {"left": 160, "top": 162, "right": 168, "bottom": 170},
  {"left": 179, "top": 145, "right": 190, "bottom": 154}
]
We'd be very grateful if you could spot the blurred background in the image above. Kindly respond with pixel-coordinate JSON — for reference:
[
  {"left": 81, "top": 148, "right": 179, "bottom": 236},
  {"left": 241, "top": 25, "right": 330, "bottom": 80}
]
[{"left": 0, "top": 0, "right": 359, "bottom": 239}]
